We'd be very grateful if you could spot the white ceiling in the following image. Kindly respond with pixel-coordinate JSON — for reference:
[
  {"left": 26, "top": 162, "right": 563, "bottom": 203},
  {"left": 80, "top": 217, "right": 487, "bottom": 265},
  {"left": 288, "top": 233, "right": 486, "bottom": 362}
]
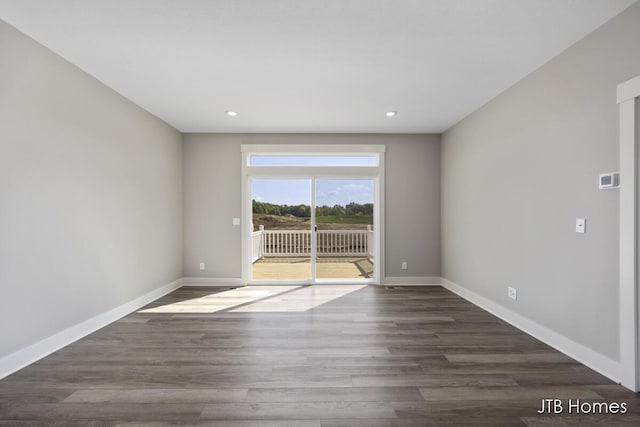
[{"left": 0, "top": 0, "right": 636, "bottom": 133}]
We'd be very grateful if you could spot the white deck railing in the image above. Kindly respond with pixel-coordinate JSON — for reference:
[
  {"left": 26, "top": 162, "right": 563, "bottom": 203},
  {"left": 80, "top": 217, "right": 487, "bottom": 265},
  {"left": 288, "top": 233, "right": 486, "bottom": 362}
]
[{"left": 251, "top": 225, "right": 374, "bottom": 262}]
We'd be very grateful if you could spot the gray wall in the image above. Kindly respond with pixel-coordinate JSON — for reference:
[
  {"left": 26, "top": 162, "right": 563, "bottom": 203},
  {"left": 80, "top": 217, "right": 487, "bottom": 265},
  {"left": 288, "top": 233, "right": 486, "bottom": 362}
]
[
  {"left": 441, "top": 3, "right": 640, "bottom": 360},
  {"left": 182, "top": 134, "right": 441, "bottom": 280},
  {"left": 0, "top": 20, "right": 183, "bottom": 358}
]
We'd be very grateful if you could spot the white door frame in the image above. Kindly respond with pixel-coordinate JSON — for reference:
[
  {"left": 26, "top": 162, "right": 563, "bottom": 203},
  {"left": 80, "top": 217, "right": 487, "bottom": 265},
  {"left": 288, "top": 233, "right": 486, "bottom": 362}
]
[
  {"left": 618, "top": 74, "right": 640, "bottom": 391},
  {"left": 240, "top": 144, "right": 385, "bottom": 285}
]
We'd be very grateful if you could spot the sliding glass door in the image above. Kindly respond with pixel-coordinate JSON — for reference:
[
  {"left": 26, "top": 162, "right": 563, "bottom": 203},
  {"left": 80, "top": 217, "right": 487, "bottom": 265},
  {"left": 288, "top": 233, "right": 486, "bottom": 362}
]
[
  {"left": 250, "top": 179, "right": 312, "bottom": 281},
  {"left": 315, "top": 179, "right": 375, "bottom": 281},
  {"left": 249, "top": 177, "right": 377, "bottom": 284}
]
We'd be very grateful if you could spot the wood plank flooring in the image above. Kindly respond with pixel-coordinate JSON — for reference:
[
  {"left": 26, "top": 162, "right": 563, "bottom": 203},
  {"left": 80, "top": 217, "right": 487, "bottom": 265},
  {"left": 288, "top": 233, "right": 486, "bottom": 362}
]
[{"left": 0, "top": 285, "right": 638, "bottom": 426}]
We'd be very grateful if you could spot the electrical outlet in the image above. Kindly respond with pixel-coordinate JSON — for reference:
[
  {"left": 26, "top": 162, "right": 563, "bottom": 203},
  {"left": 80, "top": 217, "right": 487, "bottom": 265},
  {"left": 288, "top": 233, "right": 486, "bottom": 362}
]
[
  {"left": 508, "top": 286, "right": 517, "bottom": 301},
  {"left": 199, "top": 262, "right": 205, "bottom": 270},
  {"left": 401, "top": 262, "right": 407, "bottom": 270}
]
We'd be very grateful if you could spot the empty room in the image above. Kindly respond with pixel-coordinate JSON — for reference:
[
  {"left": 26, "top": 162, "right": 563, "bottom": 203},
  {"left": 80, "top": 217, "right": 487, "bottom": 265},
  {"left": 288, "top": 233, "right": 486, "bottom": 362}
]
[{"left": 2, "top": 0, "right": 640, "bottom": 425}]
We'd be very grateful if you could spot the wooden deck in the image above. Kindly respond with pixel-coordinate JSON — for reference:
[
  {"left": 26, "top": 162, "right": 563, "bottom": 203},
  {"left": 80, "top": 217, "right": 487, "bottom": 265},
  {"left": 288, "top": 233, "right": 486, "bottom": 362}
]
[{"left": 252, "top": 257, "right": 373, "bottom": 280}]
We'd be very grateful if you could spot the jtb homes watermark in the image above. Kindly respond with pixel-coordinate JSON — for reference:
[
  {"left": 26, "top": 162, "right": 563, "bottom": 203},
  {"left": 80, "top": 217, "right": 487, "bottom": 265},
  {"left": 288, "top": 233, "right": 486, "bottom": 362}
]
[{"left": 538, "top": 399, "right": 628, "bottom": 415}]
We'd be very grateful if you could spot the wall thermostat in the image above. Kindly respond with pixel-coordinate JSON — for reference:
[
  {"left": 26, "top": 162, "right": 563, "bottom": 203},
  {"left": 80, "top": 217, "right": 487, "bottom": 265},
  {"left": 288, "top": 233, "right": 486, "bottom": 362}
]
[{"left": 599, "top": 172, "right": 619, "bottom": 189}]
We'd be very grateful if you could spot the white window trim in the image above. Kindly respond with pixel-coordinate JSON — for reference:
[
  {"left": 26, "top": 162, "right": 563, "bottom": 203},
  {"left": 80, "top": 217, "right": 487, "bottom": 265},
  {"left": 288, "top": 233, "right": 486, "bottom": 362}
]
[
  {"left": 241, "top": 144, "right": 385, "bottom": 285},
  {"left": 241, "top": 144, "right": 386, "bottom": 153}
]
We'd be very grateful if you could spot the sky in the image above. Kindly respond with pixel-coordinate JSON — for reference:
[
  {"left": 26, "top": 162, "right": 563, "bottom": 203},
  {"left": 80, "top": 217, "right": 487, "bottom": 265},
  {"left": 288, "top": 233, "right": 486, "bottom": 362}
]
[{"left": 252, "top": 179, "right": 374, "bottom": 206}]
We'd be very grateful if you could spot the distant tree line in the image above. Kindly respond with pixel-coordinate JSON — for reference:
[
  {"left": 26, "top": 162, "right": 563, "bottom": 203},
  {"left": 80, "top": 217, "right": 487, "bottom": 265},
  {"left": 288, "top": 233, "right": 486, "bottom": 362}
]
[{"left": 253, "top": 200, "right": 373, "bottom": 217}]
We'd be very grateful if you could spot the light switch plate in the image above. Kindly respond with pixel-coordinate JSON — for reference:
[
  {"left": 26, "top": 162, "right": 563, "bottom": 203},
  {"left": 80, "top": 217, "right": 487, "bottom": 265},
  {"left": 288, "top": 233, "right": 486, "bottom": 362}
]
[
  {"left": 575, "top": 218, "right": 586, "bottom": 233},
  {"left": 232, "top": 218, "right": 241, "bottom": 226}
]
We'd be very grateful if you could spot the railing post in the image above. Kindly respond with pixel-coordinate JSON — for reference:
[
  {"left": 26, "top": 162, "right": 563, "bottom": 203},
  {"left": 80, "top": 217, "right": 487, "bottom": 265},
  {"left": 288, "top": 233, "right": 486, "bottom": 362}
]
[{"left": 259, "top": 225, "right": 265, "bottom": 258}]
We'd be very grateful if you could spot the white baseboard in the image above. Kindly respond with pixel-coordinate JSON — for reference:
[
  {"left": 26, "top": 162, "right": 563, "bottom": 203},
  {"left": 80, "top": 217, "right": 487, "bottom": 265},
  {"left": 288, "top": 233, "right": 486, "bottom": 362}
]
[
  {"left": 440, "top": 278, "right": 620, "bottom": 384},
  {"left": 182, "top": 277, "right": 244, "bottom": 286},
  {"left": 384, "top": 276, "right": 441, "bottom": 286},
  {"left": 0, "top": 278, "right": 183, "bottom": 381}
]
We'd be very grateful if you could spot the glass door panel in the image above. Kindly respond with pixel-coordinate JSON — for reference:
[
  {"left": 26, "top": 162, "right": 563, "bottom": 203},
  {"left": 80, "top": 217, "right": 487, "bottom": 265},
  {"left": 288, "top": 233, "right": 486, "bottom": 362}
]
[
  {"left": 315, "top": 179, "right": 375, "bottom": 280},
  {"left": 250, "top": 179, "right": 312, "bottom": 281}
]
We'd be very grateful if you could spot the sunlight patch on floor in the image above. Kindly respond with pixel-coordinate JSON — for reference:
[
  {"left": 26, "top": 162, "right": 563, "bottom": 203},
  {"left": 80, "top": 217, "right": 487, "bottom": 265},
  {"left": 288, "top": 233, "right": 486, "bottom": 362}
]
[
  {"left": 229, "top": 284, "right": 367, "bottom": 312},
  {"left": 138, "top": 285, "right": 367, "bottom": 314}
]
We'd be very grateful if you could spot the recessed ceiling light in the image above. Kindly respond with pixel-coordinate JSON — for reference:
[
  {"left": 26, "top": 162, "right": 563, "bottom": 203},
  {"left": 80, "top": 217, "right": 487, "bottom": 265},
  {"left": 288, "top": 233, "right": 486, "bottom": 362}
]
[
  {"left": 226, "top": 110, "right": 238, "bottom": 117},
  {"left": 385, "top": 111, "right": 397, "bottom": 117}
]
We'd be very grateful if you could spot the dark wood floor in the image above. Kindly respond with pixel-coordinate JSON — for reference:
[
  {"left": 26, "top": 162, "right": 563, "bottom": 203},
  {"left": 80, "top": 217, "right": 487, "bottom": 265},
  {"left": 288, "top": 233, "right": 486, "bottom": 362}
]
[{"left": 1, "top": 285, "right": 638, "bottom": 426}]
